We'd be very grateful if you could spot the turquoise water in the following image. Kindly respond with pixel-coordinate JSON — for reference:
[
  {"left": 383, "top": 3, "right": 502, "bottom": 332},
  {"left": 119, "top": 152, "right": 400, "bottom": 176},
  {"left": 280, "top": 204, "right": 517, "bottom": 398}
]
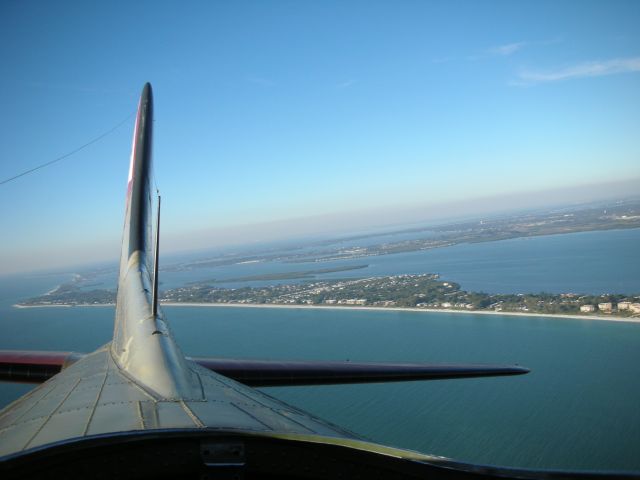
[
  {"left": 1, "top": 229, "right": 639, "bottom": 471},
  {"left": 1, "top": 303, "right": 638, "bottom": 471},
  {"left": 173, "top": 306, "right": 640, "bottom": 471},
  {"left": 68, "top": 228, "right": 640, "bottom": 294}
]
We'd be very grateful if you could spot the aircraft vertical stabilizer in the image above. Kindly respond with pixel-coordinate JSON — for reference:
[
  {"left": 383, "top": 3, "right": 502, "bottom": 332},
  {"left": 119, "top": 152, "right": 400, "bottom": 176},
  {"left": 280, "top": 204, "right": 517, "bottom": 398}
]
[{"left": 110, "top": 83, "right": 201, "bottom": 400}]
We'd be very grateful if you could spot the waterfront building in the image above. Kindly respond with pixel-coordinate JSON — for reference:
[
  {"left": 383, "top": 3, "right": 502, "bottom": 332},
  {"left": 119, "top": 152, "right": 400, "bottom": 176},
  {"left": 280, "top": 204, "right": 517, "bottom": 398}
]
[
  {"left": 598, "top": 302, "right": 613, "bottom": 313},
  {"left": 618, "top": 302, "right": 631, "bottom": 311},
  {"left": 580, "top": 305, "right": 596, "bottom": 313}
]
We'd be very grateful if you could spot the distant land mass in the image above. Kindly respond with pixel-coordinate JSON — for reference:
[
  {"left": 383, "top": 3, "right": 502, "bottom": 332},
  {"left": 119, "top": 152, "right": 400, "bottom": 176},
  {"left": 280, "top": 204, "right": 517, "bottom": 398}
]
[
  {"left": 16, "top": 198, "right": 640, "bottom": 319},
  {"left": 186, "top": 265, "right": 369, "bottom": 284},
  {"left": 165, "top": 197, "right": 640, "bottom": 270}
]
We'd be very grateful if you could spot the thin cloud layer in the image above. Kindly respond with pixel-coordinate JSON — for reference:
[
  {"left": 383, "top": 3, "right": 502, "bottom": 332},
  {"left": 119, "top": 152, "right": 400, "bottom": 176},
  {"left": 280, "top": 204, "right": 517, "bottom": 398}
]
[
  {"left": 518, "top": 57, "right": 640, "bottom": 84},
  {"left": 488, "top": 42, "right": 526, "bottom": 56},
  {"left": 337, "top": 79, "right": 357, "bottom": 89}
]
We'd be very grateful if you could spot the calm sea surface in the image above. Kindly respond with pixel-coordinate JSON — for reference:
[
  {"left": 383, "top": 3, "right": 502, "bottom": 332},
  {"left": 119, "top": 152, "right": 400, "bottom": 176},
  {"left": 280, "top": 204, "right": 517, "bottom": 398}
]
[
  {"left": 69, "top": 228, "right": 640, "bottom": 294},
  {"left": 0, "top": 229, "right": 639, "bottom": 471}
]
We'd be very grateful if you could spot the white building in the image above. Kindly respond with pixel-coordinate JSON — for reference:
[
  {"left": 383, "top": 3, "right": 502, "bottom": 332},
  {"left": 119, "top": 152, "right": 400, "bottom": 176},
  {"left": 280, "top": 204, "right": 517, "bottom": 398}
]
[
  {"left": 580, "top": 305, "right": 596, "bottom": 313},
  {"left": 618, "top": 302, "right": 631, "bottom": 311},
  {"left": 598, "top": 302, "right": 613, "bottom": 313}
]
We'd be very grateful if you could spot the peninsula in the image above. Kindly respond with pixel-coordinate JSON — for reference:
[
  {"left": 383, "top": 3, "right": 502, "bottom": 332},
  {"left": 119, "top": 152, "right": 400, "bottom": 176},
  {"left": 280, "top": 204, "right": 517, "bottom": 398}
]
[{"left": 17, "top": 273, "right": 640, "bottom": 320}]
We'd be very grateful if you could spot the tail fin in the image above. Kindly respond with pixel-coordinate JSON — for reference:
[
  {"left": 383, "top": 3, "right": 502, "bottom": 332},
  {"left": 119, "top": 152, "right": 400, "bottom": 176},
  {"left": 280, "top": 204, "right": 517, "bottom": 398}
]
[
  {"left": 121, "top": 82, "right": 154, "bottom": 268},
  {"left": 111, "top": 83, "right": 201, "bottom": 400}
]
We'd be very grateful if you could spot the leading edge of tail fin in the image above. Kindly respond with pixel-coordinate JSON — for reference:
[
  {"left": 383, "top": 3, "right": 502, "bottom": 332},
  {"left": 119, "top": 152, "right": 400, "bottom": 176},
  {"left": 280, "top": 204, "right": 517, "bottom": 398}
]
[
  {"left": 123, "top": 82, "right": 153, "bottom": 268},
  {"left": 111, "top": 83, "right": 201, "bottom": 400}
]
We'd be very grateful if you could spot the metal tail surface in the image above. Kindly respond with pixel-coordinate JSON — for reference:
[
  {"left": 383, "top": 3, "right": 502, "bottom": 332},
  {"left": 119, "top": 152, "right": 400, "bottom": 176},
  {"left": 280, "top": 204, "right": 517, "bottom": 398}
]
[{"left": 111, "top": 83, "right": 201, "bottom": 400}]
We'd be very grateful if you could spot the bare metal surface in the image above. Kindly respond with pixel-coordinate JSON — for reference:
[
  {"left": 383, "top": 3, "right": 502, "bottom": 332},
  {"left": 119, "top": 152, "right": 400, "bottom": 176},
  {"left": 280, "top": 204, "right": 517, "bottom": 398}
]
[
  {"left": 111, "top": 84, "right": 203, "bottom": 401},
  {"left": 0, "top": 344, "right": 356, "bottom": 458},
  {"left": 151, "top": 194, "right": 161, "bottom": 318}
]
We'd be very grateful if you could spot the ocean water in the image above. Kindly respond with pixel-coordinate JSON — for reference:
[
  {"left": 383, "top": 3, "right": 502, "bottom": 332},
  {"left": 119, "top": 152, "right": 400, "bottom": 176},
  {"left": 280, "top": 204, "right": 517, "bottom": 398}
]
[
  {"left": 69, "top": 228, "right": 640, "bottom": 294},
  {"left": 0, "top": 229, "right": 639, "bottom": 471}
]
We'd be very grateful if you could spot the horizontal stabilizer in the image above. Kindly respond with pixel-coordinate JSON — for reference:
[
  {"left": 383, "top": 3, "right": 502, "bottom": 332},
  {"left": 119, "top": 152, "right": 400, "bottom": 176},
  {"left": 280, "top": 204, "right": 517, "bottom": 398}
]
[
  {"left": 0, "top": 350, "right": 80, "bottom": 383},
  {"left": 189, "top": 357, "right": 530, "bottom": 387},
  {"left": 0, "top": 350, "right": 529, "bottom": 386}
]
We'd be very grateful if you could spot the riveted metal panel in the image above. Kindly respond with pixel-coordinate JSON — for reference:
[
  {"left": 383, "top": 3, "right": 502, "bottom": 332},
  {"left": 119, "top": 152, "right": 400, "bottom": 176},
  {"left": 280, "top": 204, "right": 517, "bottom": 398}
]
[
  {"left": 85, "top": 401, "right": 143, "bottom": 435},
  {"left": 234, "top": 403, "right": 317, "bottom": 434},
  {"left": 137, "top": 401, "right": 159, "bottom": 430},
  {"left": 57, "top": 380, "right": 103, "bottom": 413},
  {"left": 72, "top": 371, "right": 107, "bottom": 390},
  {"left": 0, "top": 384, "right": 55, "bottom": 428},
  {"left": 26, "top": 408, "right": 93, "bottom": 448},
  {"left": 98, "top": 377, "right": 153, "bottom": 405},
  {"left": 61, "top": 348, "right": 108, "bottom": 378},
  {"left": 14, "top": 383, "right": 71, "bottom": 422},
  {"left": 155, "top": 401, "right": 199, "bottom": 429},
  {"left": 0, "top": 418, "right": 45, "bottom": 456},
  {"left": 195, "top": 365, "right": 285, "bottom": 410},
  {"left": 186, "top": 400, "right": 272, "bottom": 432},
  {"left": 190, "top": 362, "right": 357, "bottom": 437},
  {"left": 275, "top": 409, "right": 350, "bottom": 437}
]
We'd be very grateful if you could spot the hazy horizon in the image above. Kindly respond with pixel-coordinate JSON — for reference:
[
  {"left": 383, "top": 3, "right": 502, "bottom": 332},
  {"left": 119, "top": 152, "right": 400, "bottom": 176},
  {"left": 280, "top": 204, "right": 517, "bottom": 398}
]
[{"left": 1, "top": 179, "right": 637, "bottom": 276}]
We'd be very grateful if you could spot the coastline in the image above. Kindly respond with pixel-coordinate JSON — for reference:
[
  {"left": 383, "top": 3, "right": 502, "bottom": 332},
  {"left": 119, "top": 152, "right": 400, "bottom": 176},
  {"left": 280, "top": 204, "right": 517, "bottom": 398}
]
[
  {"left": 158, "top": 302, "right": 640, "bottom": 323},
  {"left": 12, "top": 303, "right": 115, "bottom": 309},
  {"left": 17, "top": 301, "right": 637, "bottom": 324}
]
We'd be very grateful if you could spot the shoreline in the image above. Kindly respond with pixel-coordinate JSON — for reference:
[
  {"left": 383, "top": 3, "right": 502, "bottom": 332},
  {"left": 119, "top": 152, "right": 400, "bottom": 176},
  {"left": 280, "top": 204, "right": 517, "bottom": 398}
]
[
  {"left": 13, "top": 303, "right": 115, "bottom": 309},
  {"left": 159, "top": 302, "right": 640, "bottom": 323},
  {"left": 15, "top": 302, "right": 640, "bottom": 324}
]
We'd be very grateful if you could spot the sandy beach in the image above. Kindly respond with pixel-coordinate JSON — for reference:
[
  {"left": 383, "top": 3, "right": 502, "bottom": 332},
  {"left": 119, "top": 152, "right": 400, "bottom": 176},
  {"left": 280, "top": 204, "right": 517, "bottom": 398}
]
[
  {"left": 13, "top": 301, "right": 640, "bottom": 324},
  {"left": 155, "top": 302, "right": 640, "bottom": 324}
]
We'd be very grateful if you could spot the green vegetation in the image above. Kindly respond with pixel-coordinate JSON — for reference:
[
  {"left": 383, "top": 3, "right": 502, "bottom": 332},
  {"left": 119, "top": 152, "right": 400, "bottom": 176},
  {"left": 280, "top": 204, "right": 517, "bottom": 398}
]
[
  {"left": 19, "top": 274, "right": 640, "bottom": 318},
  {"left": 22, "top": 283, "right": 116, "bottom": 306}
]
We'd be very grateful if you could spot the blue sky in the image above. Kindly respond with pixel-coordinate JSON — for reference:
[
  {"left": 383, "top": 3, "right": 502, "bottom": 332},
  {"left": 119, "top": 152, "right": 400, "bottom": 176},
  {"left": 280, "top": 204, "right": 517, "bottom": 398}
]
[{"left": 0, "top": 0, "right": 639, "bottom": 274}]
